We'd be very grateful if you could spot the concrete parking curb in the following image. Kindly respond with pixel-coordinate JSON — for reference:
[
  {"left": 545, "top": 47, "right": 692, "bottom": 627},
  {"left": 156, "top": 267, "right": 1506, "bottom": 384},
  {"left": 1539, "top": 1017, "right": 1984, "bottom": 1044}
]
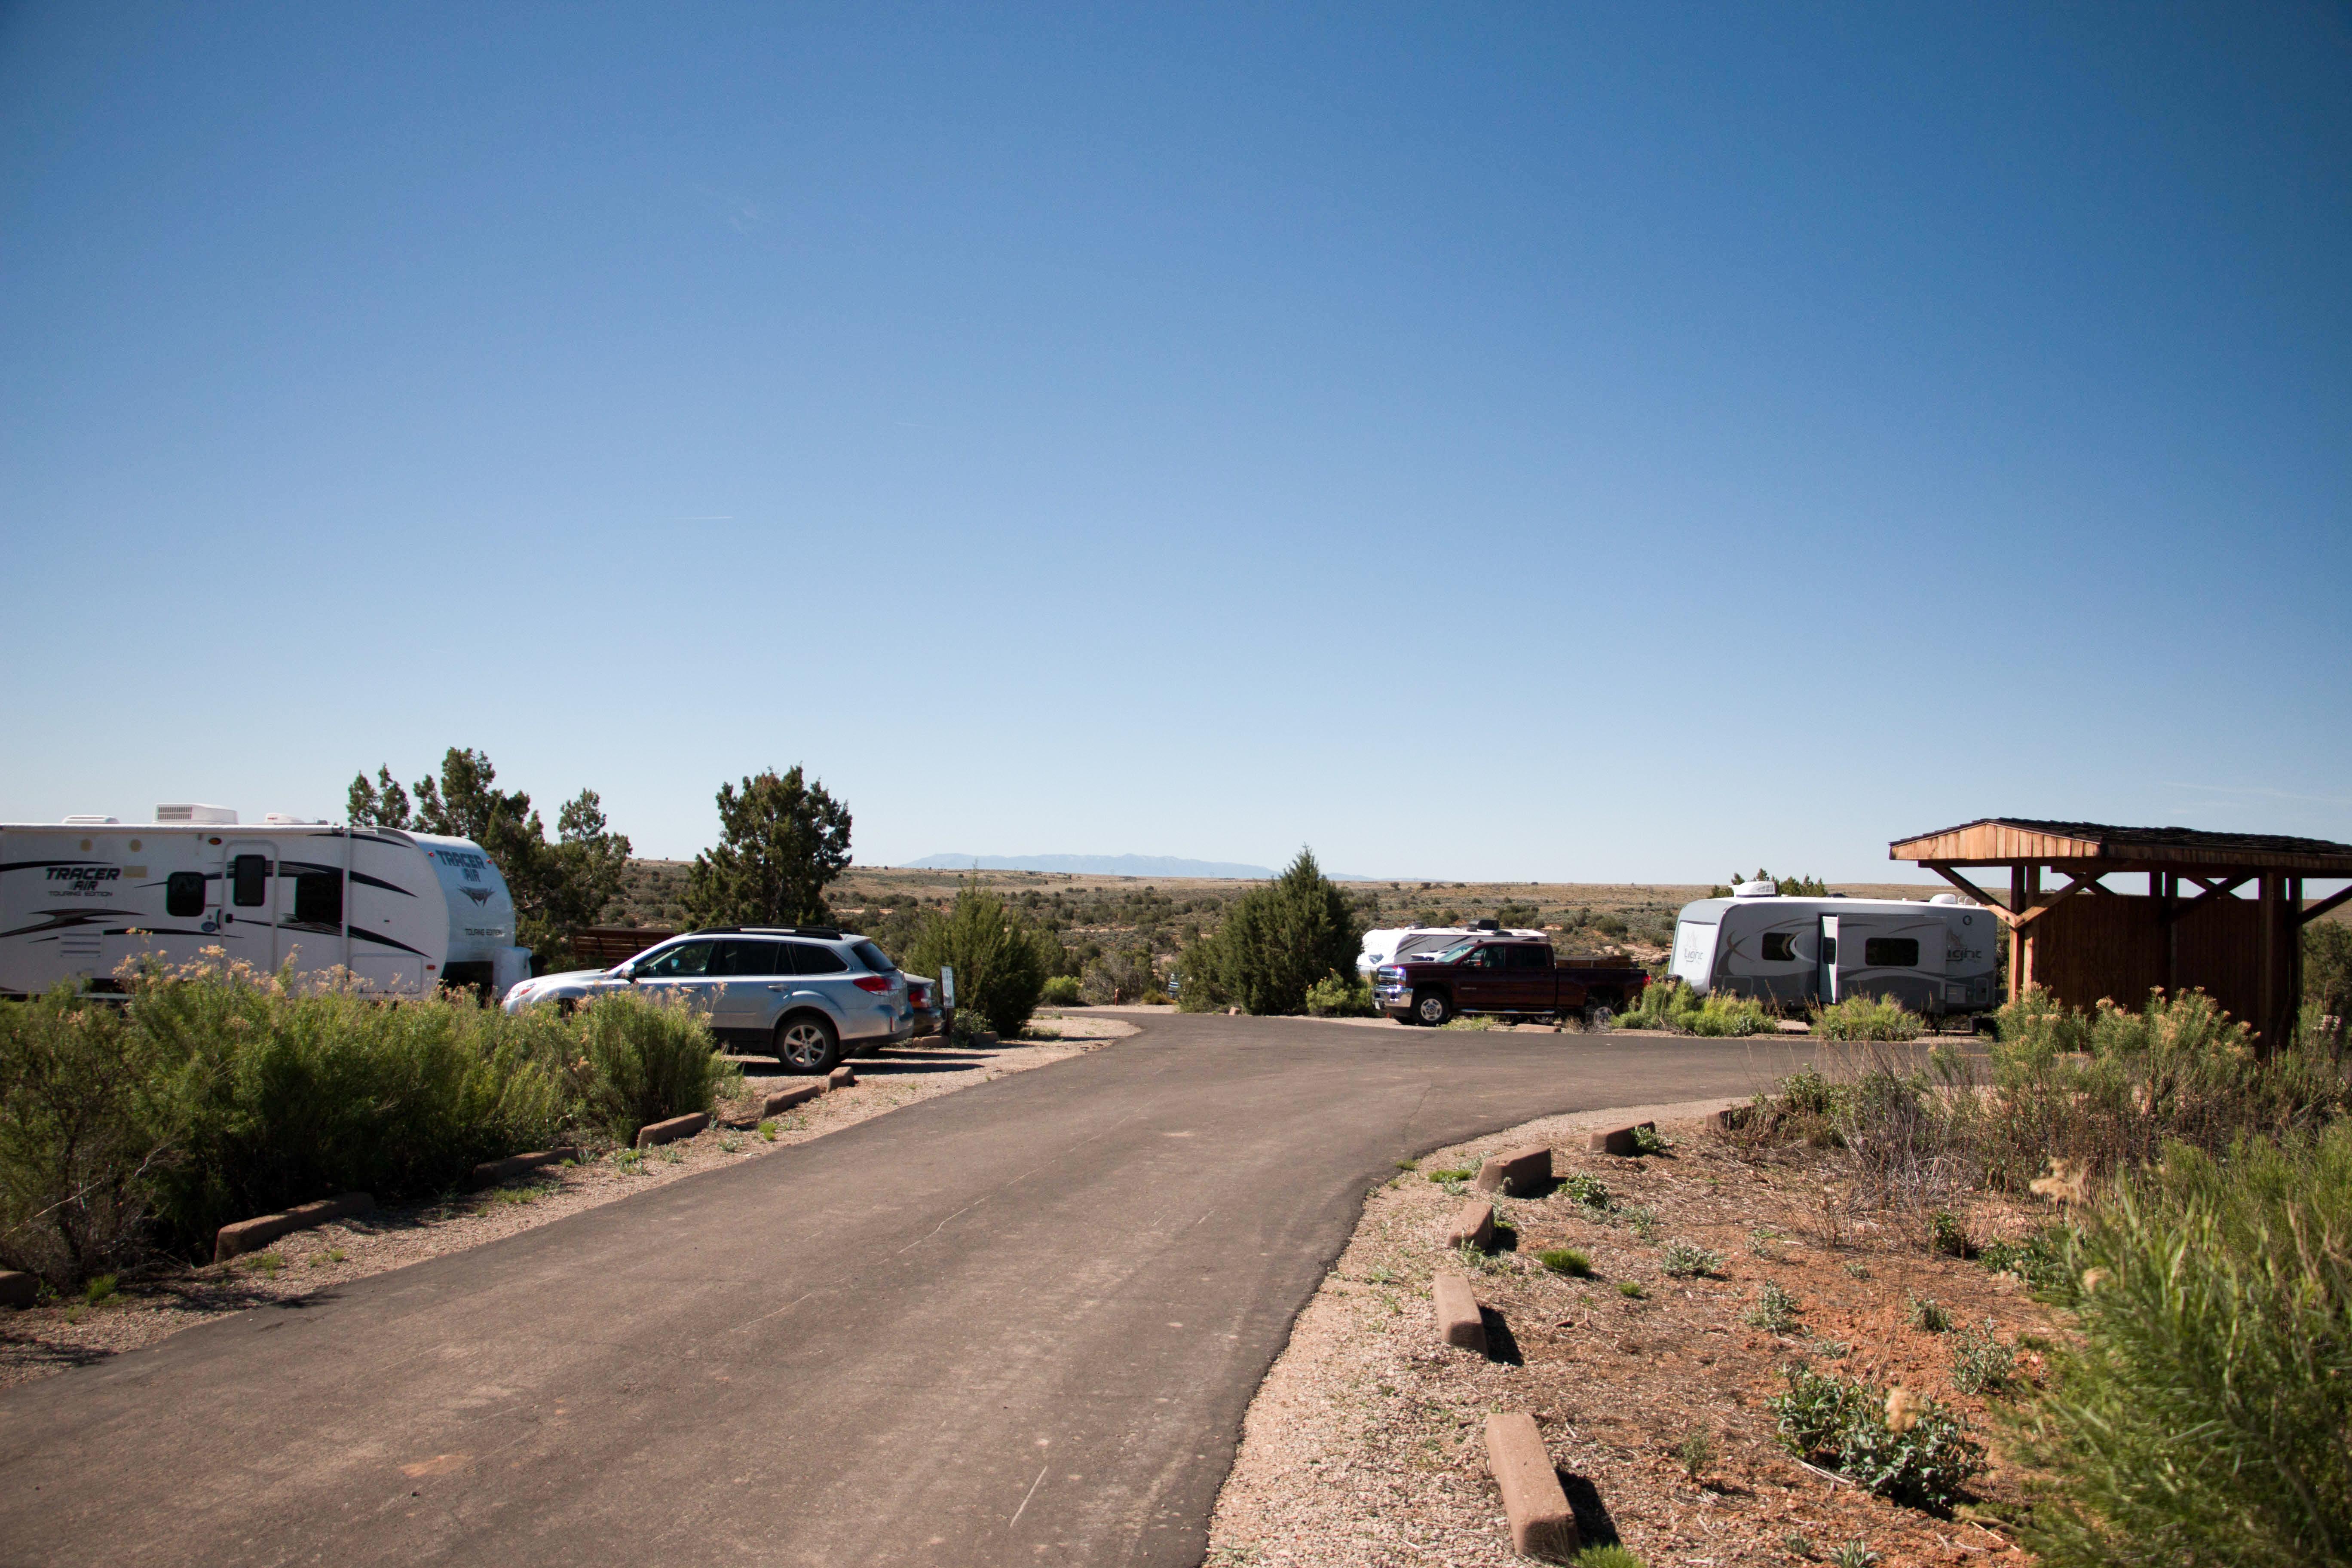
[
  {"left": 827, "top": 1065, "right": 857, "bottom": 1090},
  {"left": 1431, "top": 1271, "right": 1485, "bottom": 1353},
  {"left": 1483, "top": 1412, "right": 1579, "bottom": 1560},
  {"left": 214, "top": 1193, "right": 376, "bottom": 1263},
  {"left": 762, "top": 1083, "right": 824, "bottom": 1118},
  {"left": 1588, "top": 1120, "right": 1657, "bottom": 1156},
  {"left": 1474, "top": 1145, "right": 1553, "bottom": 1195},
  {"left": 635, "top": 1112, "right": 710, "bottom": 1150},
  {"left": 0, "top": 1270, "right": 37, "bottom": 1309},
  {"left": 1442, "top": 1198, "right": 1495, "bottom": 1250},
  {"left": 467, "top": 1148, "right": 583, "bottom": 1190}
]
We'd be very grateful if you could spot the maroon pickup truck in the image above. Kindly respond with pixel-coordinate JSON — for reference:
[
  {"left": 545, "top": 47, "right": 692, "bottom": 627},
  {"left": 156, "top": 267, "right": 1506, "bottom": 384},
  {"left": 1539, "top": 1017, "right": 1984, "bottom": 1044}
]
[{"left": 1372, "top": 936, "right": 1650, "bottom": 1027}]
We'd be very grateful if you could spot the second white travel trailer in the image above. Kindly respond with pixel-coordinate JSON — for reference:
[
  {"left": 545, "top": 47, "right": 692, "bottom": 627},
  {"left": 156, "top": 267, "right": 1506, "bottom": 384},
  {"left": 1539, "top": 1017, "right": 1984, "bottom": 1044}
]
[
  {"left": 1357, "top": 919, "right": 1547, "bottom": 976},
  {"left": 0, "top": 805, "right": 533, "bottom": 999},
  {"left": 1669, "top": 882, "right": 2000, "bottom": 1018}
]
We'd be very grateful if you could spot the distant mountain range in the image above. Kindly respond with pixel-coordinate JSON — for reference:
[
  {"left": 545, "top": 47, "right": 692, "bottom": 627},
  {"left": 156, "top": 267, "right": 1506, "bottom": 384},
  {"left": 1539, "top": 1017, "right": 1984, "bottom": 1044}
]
[{"left": 899, "top": 853, "right": 1378, "bottom": 882}]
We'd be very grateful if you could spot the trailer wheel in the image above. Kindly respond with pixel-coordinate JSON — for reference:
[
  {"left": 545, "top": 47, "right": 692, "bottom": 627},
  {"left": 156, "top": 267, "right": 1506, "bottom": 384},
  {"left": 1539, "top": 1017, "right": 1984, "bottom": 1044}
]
[
  {"left": 1413, "top": 989, "right": 1453, "bottom": 1027},
  {"left": 776, "top": 1014, "right": 842, "bottom": 1075}
]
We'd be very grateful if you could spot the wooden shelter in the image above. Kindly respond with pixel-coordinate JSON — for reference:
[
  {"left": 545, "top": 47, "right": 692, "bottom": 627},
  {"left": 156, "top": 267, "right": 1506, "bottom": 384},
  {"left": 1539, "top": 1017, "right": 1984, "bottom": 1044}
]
[{"left": 1889, "top": 818, "right": 2352, "bottom": 1047}]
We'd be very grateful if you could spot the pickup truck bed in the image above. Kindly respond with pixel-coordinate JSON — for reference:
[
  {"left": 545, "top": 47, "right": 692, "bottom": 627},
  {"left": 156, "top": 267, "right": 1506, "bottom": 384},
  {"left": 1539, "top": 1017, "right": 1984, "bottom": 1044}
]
[{"left": 1372, "top": 937, "right": 1650, "bottom": 1027}]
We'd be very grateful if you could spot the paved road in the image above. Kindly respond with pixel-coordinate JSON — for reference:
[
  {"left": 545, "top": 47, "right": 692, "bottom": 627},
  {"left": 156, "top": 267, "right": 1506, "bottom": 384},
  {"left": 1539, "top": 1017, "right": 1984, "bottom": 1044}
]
[{"left": 0, "top": 1014, "right": 1817, "bottom": 1567}]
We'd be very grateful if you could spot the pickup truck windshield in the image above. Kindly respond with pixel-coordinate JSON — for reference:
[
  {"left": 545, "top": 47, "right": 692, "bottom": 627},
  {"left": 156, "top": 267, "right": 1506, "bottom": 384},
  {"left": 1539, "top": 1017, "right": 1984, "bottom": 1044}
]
[{"left": 1430, "top": 939, "right": 1479, "bottom": 963}]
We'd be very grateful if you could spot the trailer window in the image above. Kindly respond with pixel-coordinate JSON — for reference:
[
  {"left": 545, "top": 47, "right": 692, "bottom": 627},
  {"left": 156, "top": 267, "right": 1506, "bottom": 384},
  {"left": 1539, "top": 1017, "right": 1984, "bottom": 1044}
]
[
  {"left": 1761, "top": 932, "right": 1797, "bottom": 962},
  {"left": 230, "top": 855, "right": 268, "bottom": 907},
  {"left": 166, "top": 872, "right": 206, "bottom": 918},
  {"left": 1863, "top": 937, "right": 1920, "bottom": 968},
  {"left": 294, "top": 873, "right": 343, "bottom": 927}
]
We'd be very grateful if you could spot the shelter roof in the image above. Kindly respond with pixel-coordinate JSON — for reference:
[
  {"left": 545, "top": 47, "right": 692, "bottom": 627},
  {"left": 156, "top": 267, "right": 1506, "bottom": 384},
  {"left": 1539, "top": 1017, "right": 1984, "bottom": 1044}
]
[{"left": 1890, "top": 818, "right": 2352, "bottom": 876}]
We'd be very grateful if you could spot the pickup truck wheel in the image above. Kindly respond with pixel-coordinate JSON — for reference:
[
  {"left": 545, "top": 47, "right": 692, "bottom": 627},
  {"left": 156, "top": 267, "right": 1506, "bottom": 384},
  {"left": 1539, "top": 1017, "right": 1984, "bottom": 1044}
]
[
  {"left": 776, "top": 1015, "right": 842, "bottom": 1075},
  {"left": 1413, "top": 989, "right": 1453, "bottom": 1027},
  {"left": 1583, "top": 1002, "right": 1614, "bottom": 1030}
]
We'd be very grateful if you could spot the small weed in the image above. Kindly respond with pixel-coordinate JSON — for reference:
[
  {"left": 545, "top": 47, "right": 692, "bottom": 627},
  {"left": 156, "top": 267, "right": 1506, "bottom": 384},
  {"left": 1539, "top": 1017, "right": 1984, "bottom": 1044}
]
[
  {"left": 1572, "top": 1547, "right": 1647, "bottom": 1568},
  {"left": 1974, "top": 1224, "right": 2077, "bottom": 1292},
  {"left": 1929, "top": 1210, "right": 1972, "bottom": 1258},
  {"left": 62, "top": 1305, "right": 85, "bottom": 1325},
  {"left": 1538, "top": 1246, "right": 1594, "bottom": 1277},
  {"left": 719, "top": 1133, "right": 744, "bottom": 1153},
  {"left": 1746, "top": 1279, "right": 1804, "bottom": 1333},
  {"left": 1561, "top": 1173, "right": 1611, "bottom": 1210},
  {"left": 1364, "top": 1266, "right": 1398, "bottom": 1285},
  {"left": 1394, "top": 1159, "right": 1419, "bottom": 1172},
  {"left": 484, "top": 1180, "right": 557, "bottom": 1207},
  {"left": 247, "top": 1251, "right": 284, "bottom": 1276},
  {"left": 1659, "top": 1240, "right": 1724, "bottom": 1278},
  {"left": 1781, "top": 1531, "right": 1816, "bottom": 1559},
  {"left": 1830, "top": 1540, "right": 1880, "bottom": 1568},
  {"left": 1621, "top": 1204, "right": 1661, "bottom": 1240},
  {"left": 1427, "top": 1167, "right": 1476, "bottom": 1183},
  {"left": 82, "top": 1274, "right": 118, "bottom": 1306},
  {"left": 1906, "top": 1292, "right": 1951, "bottom": 1333},
  {"left": 657, "top": 1144, "right": 685, "bottom": 1164},
  {"left": 1674, "top": 1427, "right": 1715, "bottom": 1481},
  {"left": 1629, "top": 1124, "right": 1669, "bottom": 1156},
  {"left": 1616, "top": 1280, "right": 1646, "bottom": 1299},
  {"left": 327, "top": 1247, "right": 346, "bottom": 1263},
  {"left": 1748, "top": 1227, "right": 1780, "bottom": 1257},
  {"left": 1842, "top": 1260, "right": 1871, "bottom": 1280},
  {"left": 1771, "top": 1366, "right": 1984, "bottom": 1511},
  {"left": 1454, "top": 1240, "right": 1500, "bottom": 1274},
  {"left": 757, "top": 1119, "right": 779, "bottom": 1142},
  {"left": 2012, "top": 1331, "right": 2054, "bottom": 1353},
  {"left": 1949, "top": 1319, "right": 2015, "bottom": 1396}
]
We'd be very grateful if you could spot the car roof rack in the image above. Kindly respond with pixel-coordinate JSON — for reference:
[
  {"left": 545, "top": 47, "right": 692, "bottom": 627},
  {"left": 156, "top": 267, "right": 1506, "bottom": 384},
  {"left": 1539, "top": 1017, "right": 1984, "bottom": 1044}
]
[{"left": 687, "top": 925, "right": 849, "bottom": 940}]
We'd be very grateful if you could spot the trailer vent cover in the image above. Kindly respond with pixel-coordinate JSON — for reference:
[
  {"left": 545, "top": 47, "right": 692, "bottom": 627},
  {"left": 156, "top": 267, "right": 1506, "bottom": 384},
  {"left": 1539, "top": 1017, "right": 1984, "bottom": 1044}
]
[{"left": 155, "top": 804, "right": 240, "bottom": 825}]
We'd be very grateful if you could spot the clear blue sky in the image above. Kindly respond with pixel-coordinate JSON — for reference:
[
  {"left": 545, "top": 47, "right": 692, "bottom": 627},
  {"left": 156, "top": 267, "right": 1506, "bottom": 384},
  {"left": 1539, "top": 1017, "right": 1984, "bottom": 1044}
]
[{"left": 4, "top": 3, "right": 2347, "bottom": 882}]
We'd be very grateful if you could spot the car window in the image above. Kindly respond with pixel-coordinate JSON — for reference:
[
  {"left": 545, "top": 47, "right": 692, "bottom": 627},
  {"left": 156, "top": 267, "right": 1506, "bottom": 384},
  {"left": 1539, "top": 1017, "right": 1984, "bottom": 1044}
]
[
  {"left": 1461, "top": 946, "right": 1497, "bottom": 969},
  {"left": 711, "top": 939, "right": 786, "bottom": 976},
  {"left": 1431, "top": 939, "right": 1477, "bottom": 963},
  {"left": 851, "top": 940, "right": 896, "bottom": 974},
  {"left": 785, "top": 941, "right": 848, "bottom": 975},
  {"left": 638, "top": 941, "right": 715, "bottom": 978},
  {"left": 1504, "top": 944, "right": 1549, "bottom": 969}
]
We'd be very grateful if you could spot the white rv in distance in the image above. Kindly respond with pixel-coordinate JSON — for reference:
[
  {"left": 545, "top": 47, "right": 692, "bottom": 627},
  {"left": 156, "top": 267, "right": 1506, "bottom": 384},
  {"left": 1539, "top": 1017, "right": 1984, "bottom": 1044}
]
[
  {"left": 1358, "top": 919, "right": 1547, "bottom": 976},
  {"left": 1669, "top": 882, "right": 2000, "bottom": 1019},
  {"left": 0, "top": 805, "right": 533, "bottom": 1000}
]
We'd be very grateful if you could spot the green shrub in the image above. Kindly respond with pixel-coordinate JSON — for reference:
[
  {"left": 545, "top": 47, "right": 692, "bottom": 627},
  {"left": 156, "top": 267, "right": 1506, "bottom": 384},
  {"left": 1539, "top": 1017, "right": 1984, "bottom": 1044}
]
[
  {"left": 1611, "top": 980, "right": 1772, "bottom": 1036},
  {"left": 1745, "top": 1279, "right": 1803, "bottom": 1332},
  {"left": 1573, "top": 1545, "right": 1646, "bottom": 1567},
  {"left": 1771, "top": 1365, "right": 1985, "bottom": 1512},
  {"left": 1949, "top": 1319, "right": 2015, "bottom": 1396},
  {"left": 2008, "top": 1127, "right": 2352, "bottom": 1567},
  {"left": 1975, "top": 1224, "right": 2077, "bottom": 1292},
  {"left": 1539, "top": 1246, "right": 1594, "bottom": 1277},
  {"left": 1039, "top": 974, "right": 1083, "bottom": 1006},
  {"left": 0, "top": 986, "right": 170, "bottom": 1283},
  {"left": 1176, "top": 850, "right": 1361, "bottom": 1015},
  {"left": 1905, "top": 1292, "right": 1950, "bottom": 1333},
  {"left": 565, "top": 990, "right": 738, "bottom": 1145},
  {"left": 1079, "top": 945, "right": 1157, "bottom": 1005},
  {"left": 1813, "top": 995, "right": 1925, "bottom": 1042},
  {"left": 904, "top": 888, "right": 1057, "bottom": 1036},
  {"left": 1302, "top": 971, "right": 1378, "bottom": 1017},
  {"left": 1561, "top": 1172, "right": 1612, "bottom": 1211}
]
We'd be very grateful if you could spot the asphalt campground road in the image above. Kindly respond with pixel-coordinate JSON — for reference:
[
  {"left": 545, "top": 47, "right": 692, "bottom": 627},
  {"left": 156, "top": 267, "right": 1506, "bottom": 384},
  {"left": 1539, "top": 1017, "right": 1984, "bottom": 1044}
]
[{"left": 0, "top": 1014, "right": 1823, "bottom": 1568}]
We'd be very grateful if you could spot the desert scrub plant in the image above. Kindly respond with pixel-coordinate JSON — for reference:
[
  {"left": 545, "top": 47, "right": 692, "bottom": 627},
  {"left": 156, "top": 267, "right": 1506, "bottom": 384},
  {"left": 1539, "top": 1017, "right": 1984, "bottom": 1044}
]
[
  {"left": 1610, "top": 980, "right": 1774, "bottom": 1036},
  {"left": 1571, "top": 1548, "right": 1647, "bottom": 1568},
  {"left": 2006, "top": 1125, "right": 2352, "bottom": 1568},
  {"left": 1906, "top": 1292, "right": 1951, "bottom": 1332},
  {"left": 1770, "top": 1366, "right": 1985, "bottom": 1512},
  {"left": 565, "top": 990, "right": 740, "bottom": 1146},
  {"left": 1745, "top": 1279, "right": 1804, "bottom": 1333},
  {"left": 1975, "top": 1223, "right": 2077, "bottom": 1292},
  {"left": 1929, "top": 1209, "right": 1972, "bottom": 1257},
  {"left": 756, "top": 1119, "right": 778, "bottom": 1142},
  {"left": 1038, "top": 974, "right": 1082, "bottom": 1007},
  {"left": 1560, "top": 1172, "right": 1611, "bottom": 1210},
  {"left": 1813, "top": 995, "right": 1925, "bottom": 1042},
  {"left": 1078, "top": 944, "right": 1159, "bottom": 1007},
  {"left": 1539, "top": 1246, "right": 1594, "bottom": 1277},
  {"left": 1629, "top": 1124, "right": 1669, "bottom": 1155},
  {"left": 1949, "top": 1319, "right": 2015, "bottom": 1396},
  {"left": 1302, "top": 970, "right": 1378, "bottom": 1017},
  {"left": 1659, "top": 1240, "right": 1724, "bottom": 1277},
  {"left": 1616, "top": 1280, "right": 1645, "bottom": 1298},
  {"left": 1425, "top": 1166, "right": 1476, "bottom": 1184},
  {"left": 1673, "top": 1427, "right": 1714, "bottom": 1482}
]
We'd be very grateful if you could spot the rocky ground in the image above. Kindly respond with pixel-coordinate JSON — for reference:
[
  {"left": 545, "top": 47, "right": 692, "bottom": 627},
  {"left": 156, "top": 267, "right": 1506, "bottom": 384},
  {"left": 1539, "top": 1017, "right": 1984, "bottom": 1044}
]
[
  {"left": 0, "top": 1012, "right": 1134, "bottom": 1388},
  {"left": 1210, "top": 1105, "right": 2061, "bottom": 1568}
]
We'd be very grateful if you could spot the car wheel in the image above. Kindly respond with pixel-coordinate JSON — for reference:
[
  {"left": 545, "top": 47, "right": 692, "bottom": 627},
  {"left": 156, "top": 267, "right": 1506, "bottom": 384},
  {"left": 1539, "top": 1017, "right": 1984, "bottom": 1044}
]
[
  {"left": 1583, "top": 1002, "right": 1614, "bottom": 1030},
  {"left": 1413, "top": 989, "right": 1452, "bottom": 1027},
  {"left": 776, "top": 1015, "right": 842, "bottom": 1075}
]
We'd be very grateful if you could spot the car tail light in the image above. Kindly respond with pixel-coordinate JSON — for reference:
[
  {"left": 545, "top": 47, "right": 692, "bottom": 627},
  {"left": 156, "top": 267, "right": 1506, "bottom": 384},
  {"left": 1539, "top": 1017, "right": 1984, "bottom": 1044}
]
[
  {"left": 908, "top": 984, "right": 929, "bottom": 1005},
  {"left": 852, "top": 975, "right": 894, "bottom": 994}
]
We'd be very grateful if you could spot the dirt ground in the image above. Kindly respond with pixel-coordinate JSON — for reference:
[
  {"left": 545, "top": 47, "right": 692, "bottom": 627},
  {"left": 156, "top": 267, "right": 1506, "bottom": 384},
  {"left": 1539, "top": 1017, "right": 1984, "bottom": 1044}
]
[
  {"left": 1210, "top": 1106, "right": 2061, "bottom": 1568},
  {"left": 0, "top": 1011, "right": 1134, "bottom": 1388}
]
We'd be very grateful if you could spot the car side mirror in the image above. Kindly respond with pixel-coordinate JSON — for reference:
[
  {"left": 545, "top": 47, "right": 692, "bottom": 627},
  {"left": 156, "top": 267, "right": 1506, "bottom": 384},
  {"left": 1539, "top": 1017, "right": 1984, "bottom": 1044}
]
[{"left": 614, "top": 964, "right": 635, "bottom": 980}]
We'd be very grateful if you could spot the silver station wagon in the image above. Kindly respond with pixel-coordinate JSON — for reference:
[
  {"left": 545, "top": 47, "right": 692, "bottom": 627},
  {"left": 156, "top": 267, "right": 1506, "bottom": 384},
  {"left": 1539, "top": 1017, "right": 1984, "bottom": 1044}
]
[{"left": 502, "top": 926, "right": 913, "bottom": 1075}]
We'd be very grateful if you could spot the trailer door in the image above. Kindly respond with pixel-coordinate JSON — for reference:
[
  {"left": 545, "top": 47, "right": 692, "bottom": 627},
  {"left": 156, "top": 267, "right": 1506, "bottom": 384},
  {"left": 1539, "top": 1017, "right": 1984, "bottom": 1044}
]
[
  {"left": 220, "top": 839, "right": 279, "bottom": 972},
  {"left": 1817, "top": 916, "right": 1839, "bottom": 1004}
]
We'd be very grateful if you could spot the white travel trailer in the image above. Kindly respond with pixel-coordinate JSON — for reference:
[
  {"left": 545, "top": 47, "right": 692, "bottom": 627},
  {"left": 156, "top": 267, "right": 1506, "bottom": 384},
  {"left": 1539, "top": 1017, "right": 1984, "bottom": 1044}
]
[
  {"left": 1669, "top": 883, "right": 2000, "bottom": 1018},
  {"left": 1358, "top": 919, "right": 1547, "bottom": 976},
  {"left": 0, "top": 805, "right": 533, "bottom": 999}
]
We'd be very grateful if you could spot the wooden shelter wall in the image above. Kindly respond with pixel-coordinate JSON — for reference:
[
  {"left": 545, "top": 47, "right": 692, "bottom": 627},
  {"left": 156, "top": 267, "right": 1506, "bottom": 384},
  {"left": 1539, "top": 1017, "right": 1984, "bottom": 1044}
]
[{"left": 2032, "top": 894, "right": 2274, "bottom": 1029}]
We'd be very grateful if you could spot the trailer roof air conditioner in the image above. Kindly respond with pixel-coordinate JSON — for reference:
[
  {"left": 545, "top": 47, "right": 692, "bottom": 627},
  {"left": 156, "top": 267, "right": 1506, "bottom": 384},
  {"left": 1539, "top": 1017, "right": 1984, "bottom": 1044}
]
[{"left": 154, "top": 804, "right": 240, "bottom": 824}]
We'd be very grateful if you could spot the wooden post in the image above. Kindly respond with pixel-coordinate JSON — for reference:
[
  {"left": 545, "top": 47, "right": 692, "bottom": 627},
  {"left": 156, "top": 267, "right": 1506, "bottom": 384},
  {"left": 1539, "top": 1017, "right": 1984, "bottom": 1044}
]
[
  {"left": 2007, "top": 864, "right": 2026, "bottom": 1002},
  {"left": 2258, "top": 871, "right": 2280, "bottom": 1050},
  {"left": 2020, "top": 864, "right": 2041, "bottom": 996},
  {"left": 2161, "top": 872, "right": 2177, "bottom": 994},
  {"left": 2288, "top": 875, "right": 2304, "bottom": 1042}
]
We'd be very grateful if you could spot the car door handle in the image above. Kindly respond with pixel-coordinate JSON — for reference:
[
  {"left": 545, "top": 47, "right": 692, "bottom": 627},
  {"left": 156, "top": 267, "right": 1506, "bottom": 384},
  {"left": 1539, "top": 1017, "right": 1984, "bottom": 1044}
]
[{"left": 767, "top": 984, "right": 789, "bottom": 991}]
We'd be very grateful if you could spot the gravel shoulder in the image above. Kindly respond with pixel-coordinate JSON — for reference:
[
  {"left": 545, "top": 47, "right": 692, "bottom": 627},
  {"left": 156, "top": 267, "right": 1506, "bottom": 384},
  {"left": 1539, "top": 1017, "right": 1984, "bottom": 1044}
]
[
  {"left": 0, "top": 1010, "right": 1133, "bottom": 1388},
  {"left": 1209, "top": 1102, "right": 2056, "bottom": 1568}
]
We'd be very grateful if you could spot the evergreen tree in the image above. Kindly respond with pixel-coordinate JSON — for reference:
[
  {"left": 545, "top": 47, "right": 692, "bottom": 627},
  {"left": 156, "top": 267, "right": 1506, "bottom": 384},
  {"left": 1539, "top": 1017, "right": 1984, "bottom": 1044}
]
[
  {"left": 1178, "top": 849, "right": 1362, "bottom": 1014},
  {"left": 903, "top": 888, "right": 1055, "bottom": 1035},
  {"left": 681, "top": 766, "right": 851, "bottom": 928}
]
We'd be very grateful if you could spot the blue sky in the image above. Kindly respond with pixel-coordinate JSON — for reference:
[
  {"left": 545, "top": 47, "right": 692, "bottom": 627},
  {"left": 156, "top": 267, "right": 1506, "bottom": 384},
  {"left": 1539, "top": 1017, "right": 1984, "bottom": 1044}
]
[{"left": 3, "top": 3, "right": 2347, "bottom": 882}]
